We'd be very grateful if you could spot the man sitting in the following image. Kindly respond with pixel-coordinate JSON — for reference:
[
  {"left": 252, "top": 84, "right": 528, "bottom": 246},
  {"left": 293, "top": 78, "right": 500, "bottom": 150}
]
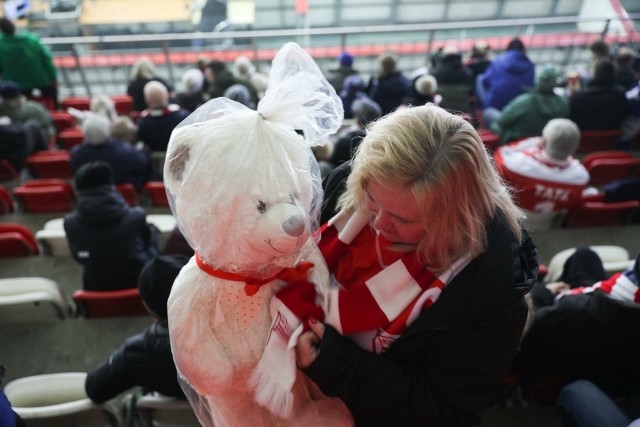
[
  {"left": 494, "top": 118, "right": 589, "bottom": 229},
  {"left": 137, "top": 81, "right": 189, "bottom": 153}
]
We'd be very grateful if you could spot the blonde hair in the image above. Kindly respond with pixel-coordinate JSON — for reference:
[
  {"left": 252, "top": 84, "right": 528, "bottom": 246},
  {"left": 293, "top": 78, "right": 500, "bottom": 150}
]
[
  {"left": 131, "top": 57, "right": 156, "bottom": 80},
  {"left": 338, "top": 104, "right": 524, "bottom": 273}
]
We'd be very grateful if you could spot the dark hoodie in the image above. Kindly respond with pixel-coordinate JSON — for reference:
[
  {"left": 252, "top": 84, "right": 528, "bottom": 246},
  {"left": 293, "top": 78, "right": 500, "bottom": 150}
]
[
  {"left": 479, "top": 50, "right": 535, "bottom": 110},
  {"left": 431, "top": 53, "right": 474, "bottom": 113},
  {"left": 64, "top": 185, "right": 159, "bottom": 290}
]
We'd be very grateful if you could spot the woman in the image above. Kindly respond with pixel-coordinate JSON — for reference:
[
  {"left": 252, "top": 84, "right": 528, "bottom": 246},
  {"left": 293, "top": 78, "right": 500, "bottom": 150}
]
[{"left": 296, "top": 104, "right": 538, "bottom": 426}]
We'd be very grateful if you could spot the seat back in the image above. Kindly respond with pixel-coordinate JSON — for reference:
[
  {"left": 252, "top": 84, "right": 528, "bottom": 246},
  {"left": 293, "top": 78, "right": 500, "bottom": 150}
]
[
  {"left": 563, "top": 200, "right": 640, "bottom": 227},
  {"left": 110, "top": 94, "right": 133, "bottom": 115},
  {"left": 36, "top": 228, "right": 71, "bottom": 256},
  {"left": 61, "top": 96, "right": 91, "bottom": 111},
  {"left": 4, "top": 372, "right": 120, "bottom": 427},
  {"left": 0, "top": 159, "right": 19, "bottom": 181},
  {"left": 585, "top": 157, "right": 640, "bottom": 186},
  {"left": 50, "top": 111, "right": 76, "bottom": 133},
  {"left": 0, "top": 223, "right": 39, "bottom": 256},
  {"left": 143, "top": 182, "right": 170, "bottom": 207},
  {"left": 0, "top": 277, "right": 68, "bottom": 323},
  {"left": 544, "top": 245, "right": 632, "bottom": 284},
  {"left": 13, "top": 185, "right": 75, "bottom": 213},
  {"left": 578, "top": 129, "right": 623, "bottom": 152},
  {"left": 136, "top": 393, "right": 200, "bottom": 427},
  {"left": 116, "top": 183, "right": 139, "bottom": 206},
  {"left": 57, "top": 128, "right": 84, "bottom": 150},
  {"left": 25, "top": 151, "right": 73, "bottom": 179},
  {"left": 0, "top": 184, "right": 14, "bottom": 214},
  {"left": 72, "top": 288, "right": 148, "bottom": 318},
  {"left": 478, "top": 129, "right": 501, "bottom": 150}
]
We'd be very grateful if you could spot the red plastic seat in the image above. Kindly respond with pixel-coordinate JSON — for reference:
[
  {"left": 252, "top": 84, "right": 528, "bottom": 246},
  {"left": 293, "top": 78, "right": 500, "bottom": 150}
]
[
  {"left": 57, "top": 128, "right": 84, "bottom": 150},
  {"left": 116, "top": 183, "right": 139, "bottom": 206},
  {"left": 50, "top": 111, "right": 76, "bottom": 133},
  {"left": 0, "top": 223, "right": 39, "bottom": 257},
  {"left": 13, "top": 179, "right": 76, "bottom": 213},
  {"left": 578, "top": 130, "right": 623, "bottom": 153},
  {"left": 0, "top": 184, "right": 14, "bottom": 214},
  {"left": 72, "top": 288, "right": 148, "bottom": 318},
  {"left": 478, "top": 129, "right": 501, "bottom": 150},
  {"left": 0, "top": 160, "right": 18, "bottom": 181},
  {"left": 61, "top": 96, "right": 91, "bottom": 111},
  {"left": 110, "top": 94, "right": 133, "bottom": 115},
  {"left": 25, "top": 151, "right": 73, "bottom": 179},
  {"left": 585, "top": 158, "right": 640, "bottom": 186},
  {"left": 27, "top": 95, "right": 56, "bottom": 111},
  {"left": 143, "top": 182, "right": 169, "bottom": 207},
  {"left": 563, "top": 200, "right": 640, "bottom": 227}
]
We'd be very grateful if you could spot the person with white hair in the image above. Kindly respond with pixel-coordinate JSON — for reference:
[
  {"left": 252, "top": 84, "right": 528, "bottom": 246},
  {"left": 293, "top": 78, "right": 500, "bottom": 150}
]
[
  {"left": 494, "top": 118, "right": 589, "bottom": 229},
  {"left": 174, "top": 68, "right": 205, "bottom": 113},
  {"left": 136, "top": 81, "right": 189, "bottom": 153},
  {"left": 126, "top": 57, "right": 174, "bottom": 112},
  {"left": 70, "top": 113, "right": 150, "bottom": 190},
  {"left": 233, "top": 55, "right": 268, "bottom": 100}
]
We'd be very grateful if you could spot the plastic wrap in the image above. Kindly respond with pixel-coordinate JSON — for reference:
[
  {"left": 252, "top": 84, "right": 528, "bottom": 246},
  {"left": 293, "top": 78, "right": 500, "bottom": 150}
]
[{"left": 164, "top": 43, "right": 351, "bottom": 426}]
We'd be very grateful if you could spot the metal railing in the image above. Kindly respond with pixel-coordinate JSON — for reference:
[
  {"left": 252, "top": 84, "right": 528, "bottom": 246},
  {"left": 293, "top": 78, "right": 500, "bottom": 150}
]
[{"left": 39, "top": 14, "right": 640, "bottom": 98}]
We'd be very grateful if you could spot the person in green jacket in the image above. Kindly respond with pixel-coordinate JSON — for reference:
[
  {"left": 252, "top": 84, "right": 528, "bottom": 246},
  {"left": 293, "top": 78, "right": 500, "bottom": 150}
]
[
  {"left": 491, "top": 65, "right": 569, "bottom": 146},
  {"left": 0, "top": 17, "right": 58, "bottom": 109}
]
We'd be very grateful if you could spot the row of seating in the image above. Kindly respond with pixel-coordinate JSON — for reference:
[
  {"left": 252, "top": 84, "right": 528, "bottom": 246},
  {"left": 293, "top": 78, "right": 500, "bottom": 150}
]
[{"left": 0, "top": 180, "right": 170, "bottom": 214}]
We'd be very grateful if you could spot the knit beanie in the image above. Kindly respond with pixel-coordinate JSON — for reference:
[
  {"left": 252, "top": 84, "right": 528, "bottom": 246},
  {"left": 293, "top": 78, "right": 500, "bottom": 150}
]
[
  {"left": 75, "top": 161, "right": 114, "bottom": 191},
  {"left": 536, "top": 65, "right": 560, "bottom": 93},
  {"left": 338, "top": 52, "right": 354, "bottom": 67},
  {"left": 138, "top": 255, "right": 190, "bottom": 319}
]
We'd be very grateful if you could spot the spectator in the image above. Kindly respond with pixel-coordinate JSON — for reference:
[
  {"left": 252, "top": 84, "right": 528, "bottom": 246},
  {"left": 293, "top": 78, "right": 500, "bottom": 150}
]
[
  {"left": 173, "top": 68, "right": 205, "bottom": 113},
  {"left": 64, "top": 161, "right": 160, "bottom": 291},
  {"left": 127, "top": 57, "right": 174, "bottom": 112},
  {"left": 467, "top": 41, "right": 492, "bottom": 87},
  {"left": 67, "top": 94, "right": 138, "bottom": 143},
  {"left": 137, "top": 81, "right": 189, "bottom": 153},
  {"left": 223, "top": 83, "right": 254, "bottom": 109},
  {"left": 557, "top": 380, "right": 640, "bottom": 427},
  {"left": 569, "top": 59, "right": 631, "bottom": 131},
  {"left": 477, "top": 38, "right": 535, "bottom": 128},
  {"left": 326, "top": 51, "right": 359, "bottom": 93},
  {"left": 205, "top": 59, "right": 258, "bottom": 104},
  {"left": 613, "top": 47, "right": 638, "bottom": 90},
  {"left": 0, "top": 117, "right": 46, "bottom": 172},
  {"left": 71, "top": 114, "right": 150, "bottom": 191},
  {"left": 430, "top": 45, "right": 473, "bottom": 113},
  {"left": 513, "top": 247, "right": 640, "bottom": 400},
  {"left": 85, "top": 255, "right": 190, "bottom": 403},
  {"left": 491, "top": 65, "right": 569, "bottom": 145},
  {"left": 367, "top": 51, "right": 411, "bottom": 115},
  {"left": 408, "top": 74, "right": 438, "bottom": 106},
  {"left": 233, "top": 55, "right": 268, "bottom": 100},
  {"left": 0, "top": 17, "right": 59, "bottom": 109},
  {"left": 339, "top": 75, "right": 368, "bottom": 119},
  {"left": 494, "top": 118, "right": 589, "bottom": 230},
  {"left": 590, "top": 39, "right": 611, "bottom": 69},
  {"left": 330, "top": 97, "right": 382, "bottom": 167},
  {"left": 0, "top": 81, "right": 55, "bottom": 143}
]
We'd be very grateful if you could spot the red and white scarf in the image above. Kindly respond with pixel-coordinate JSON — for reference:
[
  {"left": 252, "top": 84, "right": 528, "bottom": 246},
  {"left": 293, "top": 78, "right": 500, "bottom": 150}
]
[{"left": 558, "top": 271, "right": 640, "bottom": 304}]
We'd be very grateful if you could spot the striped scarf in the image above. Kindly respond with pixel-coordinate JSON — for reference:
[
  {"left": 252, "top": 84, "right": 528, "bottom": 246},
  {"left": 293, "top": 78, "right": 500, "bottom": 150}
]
[{"left": 558, "top": 270, "right": 640, "bottom": 304}]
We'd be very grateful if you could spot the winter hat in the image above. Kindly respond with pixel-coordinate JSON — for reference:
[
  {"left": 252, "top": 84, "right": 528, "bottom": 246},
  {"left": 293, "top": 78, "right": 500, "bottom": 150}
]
[
  {"left": 0, "top": 81, "right": 21, "bottom": 100},
  {"left": 352, "top": 97, "right": 382, "bottom": 126},
  {"left": 338, "top": 51, "right": 354, "bottom": 67},
  {"left": 138, "top": 255, "right": 190, "bottom": 319},
  {"left": 415, "top": 74, "right": 438, "bottom": 96},
  {"left": 343, "top": 75, "right": 364, "bottom": 94},
  {"left": 536, "top": 65, "right": 560, "bottom": 93},
  {"left": 75, "top": 161, "right": 114, "bottom": 191},
  {"left": 224, "top": 83, "right": 253, "bottom": 109}
]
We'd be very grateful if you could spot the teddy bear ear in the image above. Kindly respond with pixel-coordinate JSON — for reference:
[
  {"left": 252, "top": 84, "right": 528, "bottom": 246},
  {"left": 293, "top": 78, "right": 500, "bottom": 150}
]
[{"left": 257, "top": 42, "right": 344, "bottom": 145}]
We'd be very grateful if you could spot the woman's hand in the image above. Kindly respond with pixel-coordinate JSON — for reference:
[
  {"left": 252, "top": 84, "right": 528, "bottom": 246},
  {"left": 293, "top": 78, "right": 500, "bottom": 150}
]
[{"left": 296, "top": 318, "right": 325, "bottom": 368}]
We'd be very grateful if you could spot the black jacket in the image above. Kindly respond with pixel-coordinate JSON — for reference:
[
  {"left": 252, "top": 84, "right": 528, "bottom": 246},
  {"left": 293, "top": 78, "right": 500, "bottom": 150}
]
[
  {"left": 85, "top": 323, "right": 185, "bottom": 403},
  {"left": 137, "top": 106, "right": 190, "bottom": 153},
  {"left": 64, "top": 185, "right": 159, "bottom": 290},
  {"left": 305, "top": 214, "right": 537, "bottom": 426},
  {"left": 569, "top": 81, "right": 631, "bottom": 131}
]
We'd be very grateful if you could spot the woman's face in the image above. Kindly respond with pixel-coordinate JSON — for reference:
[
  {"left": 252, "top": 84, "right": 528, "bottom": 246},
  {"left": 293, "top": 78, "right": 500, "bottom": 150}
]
[{"left": 365, "top": 180, "right": 426, "bottom": 245}]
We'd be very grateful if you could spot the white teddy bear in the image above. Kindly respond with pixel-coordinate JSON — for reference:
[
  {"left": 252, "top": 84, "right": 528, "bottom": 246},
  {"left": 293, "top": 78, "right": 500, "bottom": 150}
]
[{"left": 164, "top": 43, "right": 353, "bottom": 427}]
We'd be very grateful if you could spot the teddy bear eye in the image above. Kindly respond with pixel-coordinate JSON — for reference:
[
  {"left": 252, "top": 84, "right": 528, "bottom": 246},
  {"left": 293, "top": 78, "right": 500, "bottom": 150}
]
[{"left": 257, "top": 200, "right": 267, "bottom": 213}]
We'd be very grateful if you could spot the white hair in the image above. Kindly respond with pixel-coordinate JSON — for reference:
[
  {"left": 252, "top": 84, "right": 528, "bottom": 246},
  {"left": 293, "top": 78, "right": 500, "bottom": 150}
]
[
  {"left": 542, "top": 118, "right": 581, "bottom": 160},
  {"left": 82, "top": 114, "right": 112, "bottom": 145},
  {"left": 181, "top": 68, "right": 204, "bottom": 93}
]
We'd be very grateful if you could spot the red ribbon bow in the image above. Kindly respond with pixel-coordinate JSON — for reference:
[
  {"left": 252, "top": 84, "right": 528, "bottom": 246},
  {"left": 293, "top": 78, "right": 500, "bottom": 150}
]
[{"left": 195, "top": 251, "right": 315, "bottom": 296}]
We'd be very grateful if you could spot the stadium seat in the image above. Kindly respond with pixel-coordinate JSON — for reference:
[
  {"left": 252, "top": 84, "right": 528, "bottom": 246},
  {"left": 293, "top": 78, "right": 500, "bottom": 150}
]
[
  {"left": 25, "top": 150, "right": 73, "bottom": 179},
  {"left": 57, "top": 127, "right": 84, "bottom": 150},
  {"left": 4, "top": 372, "right": 120, "bottom": 427},
  {"left": 544, "top": 245, "right": 634, "bottom": 284},
  {"left": 61, "top": 96, "right": 91, "bottom": 111},
  {"left": 582, "top": 154, "right": 640, "bottom": 186},
  {"left": 562, "top": 200, "right": 640, "bottom": 227},
  {"left": 143, "top": 182, "right": 170, "bottom": 207},
  {"left": 13, "top": 180, "right": 76, "bottom": 213},
  {"left": 27, "top": 95, "right": 56, "bottom": 111},
  {"left": 72, "top": 288, "right": 148, "bottom": 318},
  {"left": 578, "top": 129, "right": 623, "bottom": 153},
  {"left": 110, "top": 94, "right": 134, "bottom": 115},
  {"left": 135, "top": 392, "right": 200, "bottom": 427},
  {"left": 478, "top": 129, "right": 501, "bottom": 150},
  {"left": 116, "top": 183, "right": 139, "bottom": 206},
  {"left": 0, "top": 159, "right": 19, "bottom": 181},
  {"left": 0, "top": 277, "right": 68, "bottom": 323},
  {"left": 0, "top": 184, "right": 14, "bottom": 214},
  {"left": 50, "top": 110, "right": 76, "bottom": 133},
  {"left": 0, "top": 223, "right": 39, "bottom": 257},
  {"left": 35, "top": 228, "right": 70, "bottom": 257}
]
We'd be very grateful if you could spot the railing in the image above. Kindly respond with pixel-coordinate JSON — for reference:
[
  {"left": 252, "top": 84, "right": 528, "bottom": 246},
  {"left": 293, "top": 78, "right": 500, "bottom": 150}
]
[{"left": 39, "top": 14, "right": 640, "bottom": 98}]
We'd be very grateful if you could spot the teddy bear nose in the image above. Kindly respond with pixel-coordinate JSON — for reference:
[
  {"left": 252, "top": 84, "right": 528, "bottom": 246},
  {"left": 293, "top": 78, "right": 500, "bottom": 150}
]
[{"left": 283, "top": 215, "right": 305, "bottom": 237}]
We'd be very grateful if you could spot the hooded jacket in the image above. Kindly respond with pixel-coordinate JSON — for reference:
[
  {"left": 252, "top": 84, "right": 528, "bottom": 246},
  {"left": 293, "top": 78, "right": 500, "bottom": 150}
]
[
  {"left": 64, "top": 185, "right": 159, "bottom": 290},
  {"left": 305, "top": 212, "right": 537, "bottom": 426},
  {"left": 569, "top": 80, "right": 631, "bottom": 131},
  {"left": 0, "top": 32, "right": 57, "bottom": 89},
  {"left": 479, "top": 50, "right": 535, "bottom": 110},
  {"left": 431, "top": 53, "right": 474, "bottom": 113}
]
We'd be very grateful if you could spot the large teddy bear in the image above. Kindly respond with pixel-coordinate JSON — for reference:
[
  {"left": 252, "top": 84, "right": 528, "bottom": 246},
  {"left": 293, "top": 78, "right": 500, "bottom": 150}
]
[{"left": 164, "top": 43, "right": 352, "bottom": 427}]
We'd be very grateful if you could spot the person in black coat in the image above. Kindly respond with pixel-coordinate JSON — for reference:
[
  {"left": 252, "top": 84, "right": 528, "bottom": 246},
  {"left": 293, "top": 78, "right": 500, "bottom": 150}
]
[
  {"left": 569, "top": 59, "right": 632, "bottom": 131},
  {"left": 64, "top": 161, "right": 160, "bottom": 291},
  {"left": 85, "top": 254, "right": 190, "bottom": 403},
  {"left": 127, "top": 57, "right": 174, "bottom": 112},
  {"left": 368, "top": 52, "right": 411, "bottom": 116},
  {"left": 430, "top": 45, "right": 474, "bottom": 113}
]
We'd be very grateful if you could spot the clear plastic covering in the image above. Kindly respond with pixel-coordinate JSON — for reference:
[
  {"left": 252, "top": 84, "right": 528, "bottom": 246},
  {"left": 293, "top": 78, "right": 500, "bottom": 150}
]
[{"left": 164, "top": 43, "right": 352, "bottom": 426}]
